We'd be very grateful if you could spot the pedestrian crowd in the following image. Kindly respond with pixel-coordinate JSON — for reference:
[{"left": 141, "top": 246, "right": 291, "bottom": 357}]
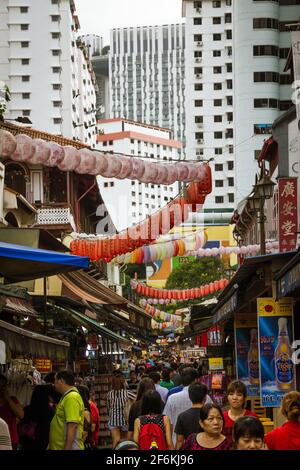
[{"left": 0, "top": 355, "right": 300, "bottom": 451}]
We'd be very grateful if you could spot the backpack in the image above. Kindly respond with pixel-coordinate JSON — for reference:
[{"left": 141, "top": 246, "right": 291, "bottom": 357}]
[{"left": 138, "top": 415, "right": 167, "bottom": 450}]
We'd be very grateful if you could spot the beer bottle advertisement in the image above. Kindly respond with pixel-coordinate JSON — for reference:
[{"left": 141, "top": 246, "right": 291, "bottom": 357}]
[
  {"left": 234, "top": 316, "right": 260, "bottom": 398},
  {"left": 257, "top": 298, "right": 295, "bottom": 407}
]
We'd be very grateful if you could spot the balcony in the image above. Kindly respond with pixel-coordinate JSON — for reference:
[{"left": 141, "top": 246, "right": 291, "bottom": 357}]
[{"left": 36, "top": 205, "right": 76, "bottom": 231}]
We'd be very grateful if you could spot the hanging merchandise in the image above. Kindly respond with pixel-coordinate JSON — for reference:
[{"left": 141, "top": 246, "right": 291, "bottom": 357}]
[
  {"left": 5, "top": 359, "right": 42, "bottom": 408},
  {"left": 0, "top": 128, "right": 213, "bottom": 185},
  {"left": 70, "top": 176, "right": 212, "bottom": 262},
  {"left": 131, "top": 278, "right": 230, "bottom": 300}
]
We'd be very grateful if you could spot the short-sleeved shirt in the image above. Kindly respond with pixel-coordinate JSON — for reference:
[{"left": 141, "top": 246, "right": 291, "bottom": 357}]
[
  {"left": 184, "top": 433, "right": 231, "bottom": 450},
  {"left": 175, "top": 407, "right": 203, "bottom": 439},
  {"left": 0, "top": 396, "right": 19, "bottom": 447},
  {"left": 223, "top": 410, "right": 258, "bottom": 442},
  {"left": 49, "top": 387, "right": 84, "bottom": 450},
  {"left": 265, "top": 421, "right": 300, "bottom": 450},
  {"left": 0, "top": 417, "right": 12, "bottom": 450}
]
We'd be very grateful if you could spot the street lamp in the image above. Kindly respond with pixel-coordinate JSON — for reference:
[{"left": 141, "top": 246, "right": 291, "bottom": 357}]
[{"left": 248, "top": 163, "right": 276, "bottom": 255}]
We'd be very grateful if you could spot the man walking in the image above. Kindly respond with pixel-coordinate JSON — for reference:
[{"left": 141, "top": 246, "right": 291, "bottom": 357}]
[{"left": 49, "top": 370, "right": 84, "bottom": 450}]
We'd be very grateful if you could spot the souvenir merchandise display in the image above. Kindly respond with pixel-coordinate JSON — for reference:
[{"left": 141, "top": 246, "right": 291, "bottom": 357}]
[
  {"left": 5, "top": 359, "right": 42, "bottom": 408},
  {"left": 92, "top": 374, "right": 112, "bottom": 449}
]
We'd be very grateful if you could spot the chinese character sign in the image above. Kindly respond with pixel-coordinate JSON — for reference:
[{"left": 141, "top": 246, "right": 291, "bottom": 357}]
[
  {"left": 278, "top": 178, "right": 298, "bottom": 252},
  {"left": 257, "top": 298, "right": 295, "bottom": 407}
]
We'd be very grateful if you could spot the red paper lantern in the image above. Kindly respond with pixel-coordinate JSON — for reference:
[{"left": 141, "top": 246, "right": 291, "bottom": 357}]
[{"left": 209, "top": 282, "right": 215, "bottom": 294}]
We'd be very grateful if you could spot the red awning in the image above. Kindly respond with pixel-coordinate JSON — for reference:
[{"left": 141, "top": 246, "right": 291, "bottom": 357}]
[
  {"left": 0, "top": 295, "right": 37, "bottom": 317},
  {"left": 258, "top": 137, "right": 278, "bottom": 164}
]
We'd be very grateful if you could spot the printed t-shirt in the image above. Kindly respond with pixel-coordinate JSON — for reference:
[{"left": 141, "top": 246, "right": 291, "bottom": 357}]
[
  {"left": 49, "top": 387, "right": 84, "bottom": 450},
  {"left": 265, "top": 421, "right": 300, "bottom": 450},
  {"left": 175, "top": 407, "right": 203, "bottom": 439}
]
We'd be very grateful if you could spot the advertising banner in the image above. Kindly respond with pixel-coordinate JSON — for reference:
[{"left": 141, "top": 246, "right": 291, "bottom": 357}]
[
  {"left": 234, "top": 316, "right": 260, "bottom": 397},
  {"left": 208, "top": 357, "right": 224, "bottom": 370},
  {"left": 257, "top": 298, "right": 295, "bottom": 407},
  {"left": 278, "top": 178, "right": 298, "bottom": 253}
]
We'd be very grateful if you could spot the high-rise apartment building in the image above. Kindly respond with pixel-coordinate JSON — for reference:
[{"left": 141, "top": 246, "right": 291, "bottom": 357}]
[
  {"left": 79, "top": 33, "right": 103, "bottom": 58},
  {"left": 183, "top": 0, "right": 296, "bottom": 223},
  {"left": 0, "top": 0, "right": 98, "bottom": 147},
  {"left": 96, "top": 118, "right": 181, "bottom": 231},
  {"left": 109, "top": 24, "right": 186, "bottom": 156}
]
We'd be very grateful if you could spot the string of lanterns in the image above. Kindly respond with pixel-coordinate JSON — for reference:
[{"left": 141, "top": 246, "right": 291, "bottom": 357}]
[
  {"left": 130, "top": 278, "right": 230, "bottom": 300},
  {"left": 139, "top": 299, "right": 186, "bottom": 323},
  {"left": 1, "top": 128, "right": 212, "bottom": 185}
]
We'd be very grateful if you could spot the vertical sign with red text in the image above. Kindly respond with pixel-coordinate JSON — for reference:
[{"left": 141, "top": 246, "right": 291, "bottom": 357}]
[{"left": 278, "top": 178, "right": 298, "bottom": 252}]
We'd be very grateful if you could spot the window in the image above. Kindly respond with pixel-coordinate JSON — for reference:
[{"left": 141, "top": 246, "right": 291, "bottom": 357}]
[
  {"left": 22, "top": 109, "right": 30, "bottom": 116},
  {"left": 228, "top": 161, "right": 234, "bottom": 170},
  {"left": 22, "top": 75, "right": 30, "bottom": 82},
  {"left": 227, "top": 79, "right": 233, "bottom": 89},
  {"left": 254, "top": 124, "right": 273, "bottom": 134},
  {"left": 227, "top": 96, "right": 233, "bottom": 105},
  {"left": 215, "top": 196, "right": 224, "bottom": 204},
  {"left": 213, "top": 34, "right": 222, "bottom": 41},
  {"left": 228, "top": 194, "right": 235, "bottom": 203},
  {"left": 226, "top": 0, "right": 232, "bottom": 4},
  {"left": 279, "top": 0, "right": 300, "bottom": 4},
  {"left": 194, "top": 51, "right": 202, "bottom": 58},
  {"left": 280, "top": 74, "right": 293, "bottom": 85},
  {"left": 195, "top": 132, "right": 204, "bottom": 139},
  {"left": 253, "top": 45, "right": 279, "bottom": 56},
  {"left": 53, "top": 118, "right": 62, "bottom": 124},
  {"left": 21, "top": 41, "right": 29, "bottom": 48},
  {"left": 214, "top": 115, "right": 222, "bottom": 122},
  {"left": 227, "top": 112, "right": 233, "bottom": 122},
  {"left": 195, "top": 83, "right": 203, "bottom": 91},
  {"left": 254, "top": 150, "right": 261, "bottom": 159},
  {"left": 195, "top": 116, "right": 203, "bottom": 123},
  {"left": 253, "top": 18, "right": 278, "bottom": 29},
  {"left": 214, "top": 99, "right": 222, "bottom": 106},
  {"left": 229, "top": 145, "right": 234, "bottom": 154},
  {"left": 52, "top": 49, "right": 61, "bottom": 56},
  {"left": 51, "top": 32, "right": 61, "bottom": 39},
  {"left": 22, "top": 93, "right": 30, "bottom": 99},
  {"left": 214, "top": 66, "right": 222, "bottom": 74},
  {"left": 195, "top": 100, "right": 203, "bottom": 107},
  {"left": 215, "top": 164, "right": 223, "bottom": 171},
  {"left": 226, "top": 30, "right": 232, "bottom": 40},
  {"left": 216, "top": 180, "right": 224, "bottom": 187},
  {"left": 254, "top": 98, "right": 278, "bottom": 108},
  {"left": 226, "top": 129, "right": 233, "bottom": 138},
  {"left": 53, "top": 101, "right": 62, "bottom": 107},
  {"left": 213, "top": 17, "right": 222, "bottom": 24},
  {"left": 225, "top": 13, "right": 232, "bottom": 23},
  {"left": 51, "top": 0, "right": 60, "bottom": 4},
  {"left": 254, "top": 71, "right": 279, "bottom": 82},
  {"left": 214, "top": 132, "right": 223, "bottom": 139},
  {"left": 226, "top": 63, "right": 232, "bottom": 73},
  {"left": 215, "top": 148, "right": 223, "bottom": 155},
  {"left": 279, "top": 100, "right": 293, "bottom": 111},
  {"left": 279, "top": 48, "right": 290, "bottom": 59},
  {"left": 212, "top": 1, "right": 221, "bottom": 7},
  {"left": 214, "top": 83, "right": 222, "bottom": 90},
  {"left": 194, "top": 18, "right": 202, "bottom": 25},
  {"left": 194, "top": 34, "right": 202, "bottom": 42},
  {"left": 51, "top": 15, "right": 60, "bottom": 21},
  {"left": 279, "top": 20, "right": 298, "bottom": 32},
  {"left": 20, "top": 7, "right": 28, "bottom": 13},
  {"left": 194, "top": 67, "right": 203, "bottom": 74},
  {"left": 228, "top": 177, "right": 234, "bottom": 186},
  {"left": 52, "top": 66, "right": 62, "bottom": 73},
  {"left": 213, "top": 50, "right": 221, "bottom": 57},
  {"left": 52, "top": 83, "right": 61, "bottom": 90},
  {"left": 21, "top": 58, "right": 29, "bottom": 65},
  {"left": 21, "top": 24, "right": 29, "bottom": 30},
  {"left": 194, "top": 1, "right": 202, "bottom": 7}
]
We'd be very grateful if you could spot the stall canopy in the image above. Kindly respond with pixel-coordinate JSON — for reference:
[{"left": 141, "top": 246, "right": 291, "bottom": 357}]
[{"left": 0, "top": 242, "right": 89, "bottom": 282}]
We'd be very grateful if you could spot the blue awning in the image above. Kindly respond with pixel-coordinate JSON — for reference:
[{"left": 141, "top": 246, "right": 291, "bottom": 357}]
[{"left": 0, "top": 241, "right": 89, "bottom": 282}]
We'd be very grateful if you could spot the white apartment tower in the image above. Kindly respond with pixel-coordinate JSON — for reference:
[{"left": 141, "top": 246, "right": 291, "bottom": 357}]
[
  {"left": 233, "top": 0, "right": 298, "bottom": 202},
  {"left": 110, "top": 24, "right": 186, "bottom": 156},
  {"left": 183, "top": 0, "right": 234, "bottom": 223},
  {"left": 0, "top": 0, "right": 98, "bottom": 147},
  {"left": 79, "top": 34, "right": 103, "bottom": 58}
]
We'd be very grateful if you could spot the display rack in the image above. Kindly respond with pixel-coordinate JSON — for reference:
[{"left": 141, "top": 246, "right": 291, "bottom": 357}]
[{"left": 93, "top": 373, "right": 113, "bottom": 449}]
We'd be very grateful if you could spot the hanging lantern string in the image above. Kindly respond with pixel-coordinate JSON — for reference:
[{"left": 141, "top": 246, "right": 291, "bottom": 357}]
[{"left": 101, "top": 149, "right": 214, "bottom": 164}]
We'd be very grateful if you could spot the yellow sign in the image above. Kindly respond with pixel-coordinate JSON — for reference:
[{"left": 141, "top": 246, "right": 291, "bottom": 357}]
[
  {"left": 257, "top": 298, "right": 293, "bottom": 317},
  {"left": 208, "top": 357, "right": 224, "bottom": 370},
  {"left": 142, "top": 350, "right": 148, "bottom": 357}
]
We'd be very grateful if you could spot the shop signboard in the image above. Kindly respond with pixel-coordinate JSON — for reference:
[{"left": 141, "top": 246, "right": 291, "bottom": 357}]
[
  {"left": 277, "top": 258, "right": 300, "bottom": 298},
  {"left": 257, "top": 298, "right": 295, "bottom": 407},
  {"left": 213, "top": 291, "right": 238, "bottom": 324},
  {"left": 278, "top": 178, "right": 298, "bottom": 253},
  {"left": 234, "top": 316, "right": 260, "bottom": 398},
  {"left": 208, "top": 357, "right": 224, "bottom": 371},
  {"left": 34, "top": 358, "right": 52, "bottom": 373}
]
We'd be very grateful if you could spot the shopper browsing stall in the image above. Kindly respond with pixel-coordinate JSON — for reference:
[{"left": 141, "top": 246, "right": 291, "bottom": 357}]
[{"left": 0, "top": 374, "right": 24, "bottom": 450}]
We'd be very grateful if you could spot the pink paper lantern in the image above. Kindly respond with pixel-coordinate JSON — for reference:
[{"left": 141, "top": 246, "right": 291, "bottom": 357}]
[
  {"left": 198, "top": 248, "right": 205, "bottom": 257},
  {"left": 205, "top": 248, "right": 212, "bottom": 256},
  {"left": 26, "top": 139, "right": 49, "bottom": 165},
  {"left": 129, "top": 158, "right": 145, "bottom": 180},
  {"left": 89, "top": 151, "right": 109, "bottom": 175},
  {"left": 177, "top": 162, "right": 189, "bottom": 181},
  {"left": 140, "top": 162, "right": 158, "bottom": 183},
  {"left": 45, "top": 141, "right": 65, "bottom": 167},
  {"left": 100, "top": 154, "right": 122, "bottom": 178},
  {"left": 58, "top": 145, "right": 81, "bottom": 171},
  {"left": 164, "top": 165, "right": 178, "bottom": 185},
  {"left": 186, "top": 163, "right": 198, "bottom": 182},
  {"left": 116, "top": 156, "right": 133, "bottom": 179},
  {"left": 0, "top": 130, "right": 17, "bottom": 157},
  {"left": 10, "top": 134, "right": 35, "bottom": 161},
  {"left": 156, "top": 164, "right": 168, "bottom": 184},
  {"left": 75, "top": 149, "right": 96, "bottom": 174}
]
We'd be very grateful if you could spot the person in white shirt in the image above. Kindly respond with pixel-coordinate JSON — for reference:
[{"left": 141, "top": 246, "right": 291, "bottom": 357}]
[
  {"left": 149, "top": 372, "right": 168, "bottom": 404},
  {"left": 0, "top": 417, "right": 12, "bottom": 450},
  {"left": 163, "top": 367, "right": 212, "bottom": 444}
]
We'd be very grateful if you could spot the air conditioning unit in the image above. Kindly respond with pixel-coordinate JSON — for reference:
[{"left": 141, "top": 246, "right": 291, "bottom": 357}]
[
  {"left": 197, "top": 41, "right": 203, "bottom": 46},
  {"left": 197, "top": 123, "right": 203, "bottom": 128},
  {"left": 195, "top": 58, "right": 202, "bottom": 63},
  {"left": 196, "top": 8, "right": 202, "bottom": 13},
  {"left": 198, "top": 139, "right": 204, "bottom": 144},
  {"left": 196, "top": 150, "right": 201, "bottom": 156},
  {"left": 196, "top": 73, "right": 203, "bottom": 79}
]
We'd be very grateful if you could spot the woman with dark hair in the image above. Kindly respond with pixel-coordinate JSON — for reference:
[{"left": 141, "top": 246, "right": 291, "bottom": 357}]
[
  {"left": 184, "top": 403, "right": 231, "bottom": 450},
  {"left": 232, "top": 416, "right": 265, "bottom": 450},
  {"left": 127, "top": 377, "right": 155, "bottom": 439},
  {"left": 133, "top": 390, "right": 174, "bottom": 450},
  {"left": 18, "top": 384, "right": 55, "bottom": 450},
  {"left": 76, "top": 385, "right": 92, "bottom": 448},
  {"left": 223, "top": 380, "right": 257, "bottom": 442},
  {"left": 265, "top": 391, "right": 300, "bottom": 450},
  {"left": 107, "top": 374, "right": 133, "bottom": 448},
  {"left": 160, "top": 368, "right": 174, "bottom": 391}
]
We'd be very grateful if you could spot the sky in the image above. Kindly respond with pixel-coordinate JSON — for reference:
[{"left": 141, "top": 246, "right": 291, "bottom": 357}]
[{"left": 75, "top": 0, "right": 183, "bottom": 45}]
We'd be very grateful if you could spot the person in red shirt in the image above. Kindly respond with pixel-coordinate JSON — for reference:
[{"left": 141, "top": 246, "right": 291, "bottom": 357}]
[
  {"left": 0, "top": 374, "right": 24, "bottom": 450},
  {"left": 265, "top": 391, "right": 300, "bottom": 450},
  {"left": 223, "top": 380, "right": 257, "bottom": 443},
  {"left": 89, "top": 396, "right": 100, "bottom": 449}
]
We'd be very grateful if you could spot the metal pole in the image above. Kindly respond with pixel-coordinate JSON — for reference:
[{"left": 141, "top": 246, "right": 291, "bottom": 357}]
[
  {"left": 260, "top": 198, "right": 266, "bottom": 255},
  {"left": 43, "top": 277, "right": 47, "bottom": 334}
]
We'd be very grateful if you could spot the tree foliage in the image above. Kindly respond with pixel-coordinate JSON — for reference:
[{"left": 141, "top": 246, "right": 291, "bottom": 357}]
[{"left": 165, "top": 257, "right": 226, "bottom": 290}]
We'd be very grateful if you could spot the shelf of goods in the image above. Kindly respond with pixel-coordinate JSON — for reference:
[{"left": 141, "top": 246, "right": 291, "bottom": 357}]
[{"left": 93, "top": 374, "right": 112, "bottom": 449}]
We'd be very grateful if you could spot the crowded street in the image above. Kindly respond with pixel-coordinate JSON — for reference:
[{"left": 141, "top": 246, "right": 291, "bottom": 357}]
[{"left": 0, "top": 0, "right": 300, "bottom": 458}]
